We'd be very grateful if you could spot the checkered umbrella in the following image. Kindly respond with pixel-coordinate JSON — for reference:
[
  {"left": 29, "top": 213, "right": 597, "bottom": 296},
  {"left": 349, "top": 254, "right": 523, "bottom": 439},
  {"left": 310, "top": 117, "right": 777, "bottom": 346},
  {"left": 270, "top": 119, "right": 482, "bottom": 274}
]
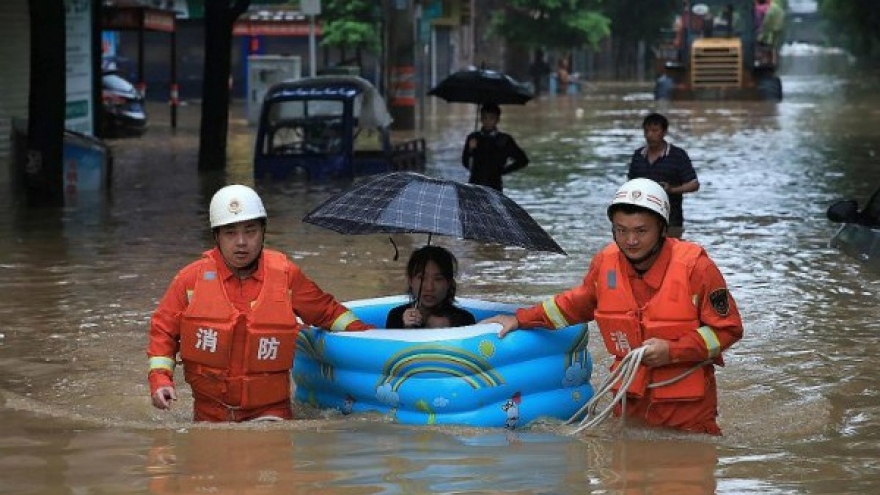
[{"left": 302, "top": 172, "right": 566, "bottom": 255}]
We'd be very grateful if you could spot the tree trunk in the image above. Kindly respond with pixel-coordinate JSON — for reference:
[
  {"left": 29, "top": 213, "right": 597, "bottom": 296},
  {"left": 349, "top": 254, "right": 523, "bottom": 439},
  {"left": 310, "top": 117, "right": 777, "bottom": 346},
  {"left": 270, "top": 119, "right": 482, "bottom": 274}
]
[
  {"left": 25, "top": 0, "right": 66, "bottom": 206},
  {"left": 197, "top": 0, "right": 250, "bottom": 172}
]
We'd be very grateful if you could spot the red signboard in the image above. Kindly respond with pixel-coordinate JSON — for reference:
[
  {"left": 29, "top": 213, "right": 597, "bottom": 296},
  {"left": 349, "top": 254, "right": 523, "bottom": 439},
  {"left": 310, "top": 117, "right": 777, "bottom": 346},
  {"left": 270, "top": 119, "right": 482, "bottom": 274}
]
[
  {"left": 233, "top": 20, "right": 322, "bottom": 37},
  {"left": 102, "top": 7, "right": 175, "bottom": 33},
  {"left": 144, "top": 10, "right": 175, "bottom": 32}
]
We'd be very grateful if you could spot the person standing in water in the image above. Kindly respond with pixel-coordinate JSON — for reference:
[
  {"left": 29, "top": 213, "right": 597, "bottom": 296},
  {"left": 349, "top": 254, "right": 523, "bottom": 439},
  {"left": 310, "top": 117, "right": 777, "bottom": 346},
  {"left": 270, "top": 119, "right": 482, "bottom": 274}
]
[
  {"left": 146, "top": 184, "right": 373, "bottom": 422},
  {"left": 627, "top": 112, "right": 699, "bottom": 237},
  {"left": 461, "top": 103, "right": 529, "bottom": 192},
  {"left": 481, "top": 179, "right": 743, "bottom": 435},
  {"left": 385, "top": 245, "right": 475, "bottom": 329}
]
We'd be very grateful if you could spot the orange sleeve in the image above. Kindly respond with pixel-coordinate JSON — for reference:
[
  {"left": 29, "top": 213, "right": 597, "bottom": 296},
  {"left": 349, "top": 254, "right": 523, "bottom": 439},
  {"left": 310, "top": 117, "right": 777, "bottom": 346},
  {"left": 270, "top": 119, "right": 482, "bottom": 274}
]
[
  {"left": 668, "top": 254, "right": 744, "bottom": 364},
  {"left": 146, "top": 263, "right": 199, "bottom": 392},
  {"left": 343, "top": 320, "right": 374, "bottom": 332},
  {"left": 287, "top": 262, "right": 374, "bottom": 331},
  {"left": 515, "top": 255, "right": 601, "bottom": 329},
  {"left": 147, "top": 269, "right": 192, "bottom": 358},
  {"left": 148, "top": 369, "right": 174, "bottom": 393}
]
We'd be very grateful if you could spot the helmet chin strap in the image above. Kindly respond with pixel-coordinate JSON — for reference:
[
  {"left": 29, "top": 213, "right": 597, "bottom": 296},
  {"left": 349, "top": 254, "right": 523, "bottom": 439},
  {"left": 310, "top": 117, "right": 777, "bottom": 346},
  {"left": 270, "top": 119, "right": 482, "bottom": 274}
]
[{"left": 619, "top": 232, "right": 666, "bottom": 267}]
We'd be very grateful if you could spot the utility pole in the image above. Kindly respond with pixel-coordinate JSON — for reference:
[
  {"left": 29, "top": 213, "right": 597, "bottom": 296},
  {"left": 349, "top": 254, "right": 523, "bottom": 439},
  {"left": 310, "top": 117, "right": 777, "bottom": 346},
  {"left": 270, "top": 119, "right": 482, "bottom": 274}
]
[
  {"left": 302, "top": 0, "right": 320, "bottom": 77},
  {"left": 386, "top": 0, "right": 416, "bottom": 130}
]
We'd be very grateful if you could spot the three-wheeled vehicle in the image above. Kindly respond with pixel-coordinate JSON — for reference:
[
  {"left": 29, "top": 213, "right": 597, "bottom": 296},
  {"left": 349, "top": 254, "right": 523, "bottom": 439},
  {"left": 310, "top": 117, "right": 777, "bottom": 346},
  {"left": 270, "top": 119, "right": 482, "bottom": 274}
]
[{"left": 253, "top": 76, "right": 426, "bottom": 181}]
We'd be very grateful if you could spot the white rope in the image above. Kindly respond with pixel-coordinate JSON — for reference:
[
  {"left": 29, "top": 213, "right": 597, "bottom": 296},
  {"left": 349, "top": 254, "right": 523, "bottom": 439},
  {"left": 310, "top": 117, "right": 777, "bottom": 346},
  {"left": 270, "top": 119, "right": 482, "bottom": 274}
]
[
  {"left": 566, "top": 346, "right": 710, "bottom": 435},
  {"left": 566, "top": 346, "right": 648, "bottom": 434}
]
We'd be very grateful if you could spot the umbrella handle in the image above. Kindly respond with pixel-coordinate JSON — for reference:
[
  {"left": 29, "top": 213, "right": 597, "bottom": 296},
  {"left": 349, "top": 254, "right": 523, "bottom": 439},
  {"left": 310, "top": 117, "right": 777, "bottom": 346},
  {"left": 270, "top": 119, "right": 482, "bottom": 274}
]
[
  {"left": 412, "top": 233, "right": 433, "bottom": 310},
  {"left": 389, "top": 237, "right": 399, "bottom": 261}
]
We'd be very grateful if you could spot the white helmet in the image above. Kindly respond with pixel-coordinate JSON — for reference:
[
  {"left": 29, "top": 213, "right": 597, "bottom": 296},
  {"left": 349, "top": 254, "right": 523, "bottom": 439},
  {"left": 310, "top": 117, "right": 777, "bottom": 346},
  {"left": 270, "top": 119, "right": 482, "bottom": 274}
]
[
  {"left": 209, "top": 184, "right": 267, "bottom": 228},
  {"left": 608, "top": 178, "right": 670, "bottom": 225}
]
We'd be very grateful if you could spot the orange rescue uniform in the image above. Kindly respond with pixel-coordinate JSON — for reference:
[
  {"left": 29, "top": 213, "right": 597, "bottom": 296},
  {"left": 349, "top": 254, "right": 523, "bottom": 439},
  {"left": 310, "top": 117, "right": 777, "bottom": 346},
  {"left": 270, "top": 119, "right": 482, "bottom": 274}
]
[
  {"left": 147, "top": 247, "right": 370, "bottom": 422},
  {"left": 516, "top": 238, "right": 743, "bottom": 434}
]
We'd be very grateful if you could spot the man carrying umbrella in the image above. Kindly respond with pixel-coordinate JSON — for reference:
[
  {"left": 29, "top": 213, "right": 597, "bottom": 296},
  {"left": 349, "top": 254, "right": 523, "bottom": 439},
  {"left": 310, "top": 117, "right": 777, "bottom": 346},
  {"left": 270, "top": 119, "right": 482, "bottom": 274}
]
[{"left": 461, "top": 103, "right": 530, "bottom": 192}]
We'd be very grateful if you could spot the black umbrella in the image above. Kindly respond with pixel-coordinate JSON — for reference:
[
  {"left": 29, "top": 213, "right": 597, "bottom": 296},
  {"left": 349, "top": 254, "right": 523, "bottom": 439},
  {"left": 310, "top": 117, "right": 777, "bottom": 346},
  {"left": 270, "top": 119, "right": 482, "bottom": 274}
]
[
  {"left": 428, "top": 68, "right": 534, "bottom": 106},
  {"left": 302, "top": 172, "right": 566, "bottom": 255}
]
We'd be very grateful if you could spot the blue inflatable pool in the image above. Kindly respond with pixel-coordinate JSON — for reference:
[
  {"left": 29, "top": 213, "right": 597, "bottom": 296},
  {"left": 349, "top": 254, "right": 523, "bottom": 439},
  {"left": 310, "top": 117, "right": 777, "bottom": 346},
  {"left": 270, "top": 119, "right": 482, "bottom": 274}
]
[{"left": 293, "top": 296, "right": 594, "bottom": 428}]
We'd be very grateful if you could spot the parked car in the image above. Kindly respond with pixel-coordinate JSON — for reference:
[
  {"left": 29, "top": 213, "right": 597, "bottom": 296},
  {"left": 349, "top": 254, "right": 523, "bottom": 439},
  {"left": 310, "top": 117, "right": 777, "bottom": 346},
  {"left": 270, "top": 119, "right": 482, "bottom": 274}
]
[
  {"left": 826, "top": 187, "right": 880, "bottom": 268},
  {"left": 253, "top": 75, "right": 426, "bottom": 181}
]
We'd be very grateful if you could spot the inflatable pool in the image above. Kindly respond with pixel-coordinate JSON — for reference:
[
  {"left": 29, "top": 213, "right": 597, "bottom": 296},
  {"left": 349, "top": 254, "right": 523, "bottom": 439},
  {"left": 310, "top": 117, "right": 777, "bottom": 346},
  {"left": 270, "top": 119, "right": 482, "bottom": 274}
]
[{"left": 293, "top": 296, "right": 594, "bottom": 428}]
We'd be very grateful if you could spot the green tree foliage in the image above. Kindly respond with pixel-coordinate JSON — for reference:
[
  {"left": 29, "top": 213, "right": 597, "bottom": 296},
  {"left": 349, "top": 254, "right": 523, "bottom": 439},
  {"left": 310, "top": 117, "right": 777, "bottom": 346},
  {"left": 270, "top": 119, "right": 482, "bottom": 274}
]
[
  {"left": 489, "top": 0, "right": 611, "bottom": 50},
  {"left": 819, "top": 0, "right": 880, "bottom": 58},
  {"left": 318, "top": 0, "right": 381, "bottom": 54},
  {"left": 597, "top": 0, "right": 677, "bottom": 79},
  {"left": 601, "top": 0, "right": 678, "bottom": 45}
]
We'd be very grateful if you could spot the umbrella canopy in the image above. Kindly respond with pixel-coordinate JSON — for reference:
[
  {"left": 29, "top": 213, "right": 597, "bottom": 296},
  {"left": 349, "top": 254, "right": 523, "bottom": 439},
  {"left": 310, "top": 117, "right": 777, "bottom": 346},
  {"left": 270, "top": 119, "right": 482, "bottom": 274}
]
[
  {"left": 427, "top": 68, "right": 534, "bottom": 106},
  {"left": 302, "top": 172, "right": 566, "bottom": 255}
]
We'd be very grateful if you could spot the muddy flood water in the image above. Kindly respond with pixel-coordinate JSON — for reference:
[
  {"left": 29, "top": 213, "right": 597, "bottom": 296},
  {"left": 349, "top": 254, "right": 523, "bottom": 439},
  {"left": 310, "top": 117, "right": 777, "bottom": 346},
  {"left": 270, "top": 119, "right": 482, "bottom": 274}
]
[{"left": 1, "top": 53, "right": 879, "bottom": 494}]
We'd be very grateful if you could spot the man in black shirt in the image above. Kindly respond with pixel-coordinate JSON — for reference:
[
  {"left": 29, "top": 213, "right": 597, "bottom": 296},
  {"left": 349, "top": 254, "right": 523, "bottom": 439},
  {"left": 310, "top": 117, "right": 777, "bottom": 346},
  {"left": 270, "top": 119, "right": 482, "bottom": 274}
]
[
  {"left": 627, "top": 113, "right": 699, "bottom": 237},
  {"left": 461, "top": 103, "right": 529, "bottom": 192}
]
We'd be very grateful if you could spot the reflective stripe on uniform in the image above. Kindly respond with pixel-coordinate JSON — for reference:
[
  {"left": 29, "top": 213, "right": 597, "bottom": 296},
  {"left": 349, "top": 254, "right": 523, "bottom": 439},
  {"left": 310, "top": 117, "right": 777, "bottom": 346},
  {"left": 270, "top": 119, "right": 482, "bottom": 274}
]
[
  {"left": 542, "top": 297, "right": 570, "bottom": 329},
  {"left": 697, "top": 325, "right": 721, "bottom": 359},
  {"left": 149, "top": 356, "right": 176, "bottom": 373},
  {"left": 331, "top": 311, "right": 358, "bottom": 332}
]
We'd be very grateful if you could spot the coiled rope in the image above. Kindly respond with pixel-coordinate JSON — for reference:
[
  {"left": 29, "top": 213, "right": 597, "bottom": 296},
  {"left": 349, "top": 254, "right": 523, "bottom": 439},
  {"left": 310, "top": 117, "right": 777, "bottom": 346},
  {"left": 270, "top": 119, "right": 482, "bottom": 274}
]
[{"left": 566, "top": 346, "right": 709, "bottom": 435}]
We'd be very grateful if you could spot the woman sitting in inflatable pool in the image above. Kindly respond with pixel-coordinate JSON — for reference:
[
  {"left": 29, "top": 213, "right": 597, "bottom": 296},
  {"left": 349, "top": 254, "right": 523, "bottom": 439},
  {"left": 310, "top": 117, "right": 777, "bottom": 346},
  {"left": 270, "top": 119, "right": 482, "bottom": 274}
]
[
  {"left": 385, "top": 246, "right": 475, "bottom": 329},
  {"left": 293, "top": 249, "right": 594, "bottom": 429}
]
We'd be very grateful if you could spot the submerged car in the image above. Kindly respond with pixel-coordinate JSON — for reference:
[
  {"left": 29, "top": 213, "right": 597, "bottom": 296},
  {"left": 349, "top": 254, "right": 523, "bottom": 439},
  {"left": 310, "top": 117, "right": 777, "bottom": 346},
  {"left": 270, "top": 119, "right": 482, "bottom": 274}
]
[{"left": 826, "top": 187, "right": 880, "bottom": 268}]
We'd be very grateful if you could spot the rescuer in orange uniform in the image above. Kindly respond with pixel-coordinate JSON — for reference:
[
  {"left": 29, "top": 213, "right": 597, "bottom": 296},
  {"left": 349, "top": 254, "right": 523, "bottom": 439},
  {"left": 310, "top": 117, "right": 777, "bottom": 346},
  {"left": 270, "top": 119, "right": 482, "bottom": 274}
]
[
  {"left": 147, "top": 184, "right": 372, "bottom": 422},
  {"left": 483, "top": 178, "right": 743, "bottom": 435}
]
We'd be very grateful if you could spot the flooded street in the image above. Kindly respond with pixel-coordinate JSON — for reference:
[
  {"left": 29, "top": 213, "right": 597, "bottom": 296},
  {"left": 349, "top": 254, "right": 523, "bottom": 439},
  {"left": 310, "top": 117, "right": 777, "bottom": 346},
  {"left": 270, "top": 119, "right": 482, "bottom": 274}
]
[{"left": 2, "top": 53, "right": 879, "bottom": 494}]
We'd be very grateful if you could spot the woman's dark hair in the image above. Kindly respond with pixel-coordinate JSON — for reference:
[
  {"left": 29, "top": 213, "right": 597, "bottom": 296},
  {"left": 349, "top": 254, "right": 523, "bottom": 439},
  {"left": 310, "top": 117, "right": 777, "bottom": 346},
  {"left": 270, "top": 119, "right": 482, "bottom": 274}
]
[{"left": 406, "top": 245, "right": 458, "bottom": 305}]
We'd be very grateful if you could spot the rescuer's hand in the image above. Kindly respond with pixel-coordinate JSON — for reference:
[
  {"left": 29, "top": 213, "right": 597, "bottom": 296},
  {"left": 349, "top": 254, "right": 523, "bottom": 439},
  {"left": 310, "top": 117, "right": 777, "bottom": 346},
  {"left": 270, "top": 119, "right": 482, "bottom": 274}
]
[
  {"left": 641, "top": 338, "right": 671, "bottom": 367},
  {"left": 151, "top": 386, "right": 177, "bottom": 410},
  {"left": 482, "top": 315, "right": 520, "bottom": 338}
]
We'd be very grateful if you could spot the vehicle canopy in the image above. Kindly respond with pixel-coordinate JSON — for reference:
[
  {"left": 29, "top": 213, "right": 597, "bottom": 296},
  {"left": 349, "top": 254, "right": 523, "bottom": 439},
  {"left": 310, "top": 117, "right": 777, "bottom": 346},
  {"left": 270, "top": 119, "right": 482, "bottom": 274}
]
[
  {"left": 254, "top": 75, "right": 419, "bottom": 181},
  {"left": 262, "top": 75, "right": 392, "bottom": 131},
  {"left": 257, "top": 76, "right": 394, "bottom": 158}
]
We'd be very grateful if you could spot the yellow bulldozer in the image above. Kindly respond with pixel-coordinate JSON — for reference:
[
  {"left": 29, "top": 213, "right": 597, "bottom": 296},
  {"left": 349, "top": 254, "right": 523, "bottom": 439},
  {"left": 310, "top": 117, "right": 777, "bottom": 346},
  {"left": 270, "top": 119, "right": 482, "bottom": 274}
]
[{"left": 654, "top": 0, "right": 784, "bottom": 101}]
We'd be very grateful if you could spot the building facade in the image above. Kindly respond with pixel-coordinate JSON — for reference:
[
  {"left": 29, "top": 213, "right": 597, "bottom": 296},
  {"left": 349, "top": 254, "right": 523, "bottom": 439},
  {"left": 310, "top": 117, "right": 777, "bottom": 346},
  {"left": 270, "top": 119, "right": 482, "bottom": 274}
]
[{"left": 0, "top": 0, "right": 31, "bottom": 162}]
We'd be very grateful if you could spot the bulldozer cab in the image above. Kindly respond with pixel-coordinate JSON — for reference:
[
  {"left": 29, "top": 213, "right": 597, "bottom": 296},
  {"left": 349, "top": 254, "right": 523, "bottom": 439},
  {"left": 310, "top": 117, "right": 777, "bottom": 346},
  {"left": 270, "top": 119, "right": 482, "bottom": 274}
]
[{"left": 654, "top": 0, "right": 783, "bottom": 101}]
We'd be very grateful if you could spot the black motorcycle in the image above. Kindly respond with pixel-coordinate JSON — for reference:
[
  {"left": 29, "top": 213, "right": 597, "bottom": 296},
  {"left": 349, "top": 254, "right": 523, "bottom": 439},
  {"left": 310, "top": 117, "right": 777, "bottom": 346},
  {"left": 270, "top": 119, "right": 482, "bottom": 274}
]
[{"left": 101, "top": 69, "right": 148, "bottom": 138}]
